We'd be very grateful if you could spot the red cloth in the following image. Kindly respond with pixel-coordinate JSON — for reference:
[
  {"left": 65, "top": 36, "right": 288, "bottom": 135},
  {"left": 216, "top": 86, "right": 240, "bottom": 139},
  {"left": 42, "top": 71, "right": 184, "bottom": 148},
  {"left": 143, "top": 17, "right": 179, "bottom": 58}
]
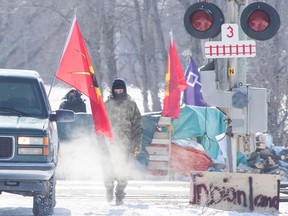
[
  {"left": 162, "top": 35, "right": 187, "bottom": 119},
  {"left": 171, "top": 143, "right": 212, "bottom": 176}
]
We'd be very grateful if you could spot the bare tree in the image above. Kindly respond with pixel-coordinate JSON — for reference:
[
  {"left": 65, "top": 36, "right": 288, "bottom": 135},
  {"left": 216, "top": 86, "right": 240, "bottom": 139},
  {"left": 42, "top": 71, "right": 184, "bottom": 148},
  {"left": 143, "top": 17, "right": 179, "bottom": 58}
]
[
  {"left": 99, "top": 0, "right": 117, "bottom": 85},
  {"left": 133, "top": 0, "right": 149, "bottom": 112}
]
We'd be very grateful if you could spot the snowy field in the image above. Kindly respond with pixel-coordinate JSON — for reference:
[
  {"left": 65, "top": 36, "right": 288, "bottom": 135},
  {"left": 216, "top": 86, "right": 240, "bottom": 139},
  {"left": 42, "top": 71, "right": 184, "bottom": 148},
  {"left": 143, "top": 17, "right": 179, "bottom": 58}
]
[{"left": 1, "top": 180, "right": 288, "bottom": 216}]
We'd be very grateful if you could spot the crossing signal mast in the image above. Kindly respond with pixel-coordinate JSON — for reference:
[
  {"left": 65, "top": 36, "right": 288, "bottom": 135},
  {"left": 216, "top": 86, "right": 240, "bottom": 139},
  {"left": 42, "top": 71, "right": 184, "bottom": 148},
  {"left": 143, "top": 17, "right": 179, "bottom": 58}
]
[
  {"left": 183, "top": 1, "right": 280, "bottom": 172},
  {"left": 184, "top": 1, "right": 280, "bottom": 40}
]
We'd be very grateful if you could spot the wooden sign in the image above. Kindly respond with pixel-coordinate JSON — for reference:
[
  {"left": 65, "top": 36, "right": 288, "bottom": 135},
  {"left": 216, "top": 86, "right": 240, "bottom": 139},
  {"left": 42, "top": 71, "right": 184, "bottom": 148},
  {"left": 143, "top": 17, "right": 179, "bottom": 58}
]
[{"left": 190, "top": 172, "right": 280, "bottom": 214}]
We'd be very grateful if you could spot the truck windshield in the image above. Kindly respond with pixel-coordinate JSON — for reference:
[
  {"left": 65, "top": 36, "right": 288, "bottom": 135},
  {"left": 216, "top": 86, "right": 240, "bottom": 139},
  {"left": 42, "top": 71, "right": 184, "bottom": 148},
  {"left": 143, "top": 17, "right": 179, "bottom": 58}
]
[{"left": 0, "top": 77, "right": 45, "bottom": 117}]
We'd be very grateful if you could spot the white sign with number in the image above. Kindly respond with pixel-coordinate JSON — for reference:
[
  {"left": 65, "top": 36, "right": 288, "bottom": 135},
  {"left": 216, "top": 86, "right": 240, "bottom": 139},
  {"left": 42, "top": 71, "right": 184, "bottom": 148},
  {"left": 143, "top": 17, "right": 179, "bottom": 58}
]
[{"left": 205, "top": 24, "right": 256, "bottom": 58}]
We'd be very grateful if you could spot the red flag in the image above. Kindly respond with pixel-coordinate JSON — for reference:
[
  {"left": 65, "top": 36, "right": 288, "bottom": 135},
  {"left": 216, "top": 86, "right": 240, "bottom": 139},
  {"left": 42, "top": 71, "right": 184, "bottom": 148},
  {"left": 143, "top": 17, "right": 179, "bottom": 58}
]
[
  {"left": 162, "top": 35, "right": 188, "bottom": 119},
  {"left": 56, "top": 16, "right": 113, "bottom": 139}
]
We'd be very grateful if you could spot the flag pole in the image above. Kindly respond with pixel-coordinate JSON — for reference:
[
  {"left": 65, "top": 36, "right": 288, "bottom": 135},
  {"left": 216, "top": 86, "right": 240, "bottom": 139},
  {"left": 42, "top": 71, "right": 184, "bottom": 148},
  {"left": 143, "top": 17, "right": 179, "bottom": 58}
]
[
  {"left": 48, "top": 71, "right": 57, "bottom": 98},
  {"left": 169, "top": 30, "right": 173, "bottom": 43},
  {"left": 48, "top": 10, "right": 78, "bottom": 98}
]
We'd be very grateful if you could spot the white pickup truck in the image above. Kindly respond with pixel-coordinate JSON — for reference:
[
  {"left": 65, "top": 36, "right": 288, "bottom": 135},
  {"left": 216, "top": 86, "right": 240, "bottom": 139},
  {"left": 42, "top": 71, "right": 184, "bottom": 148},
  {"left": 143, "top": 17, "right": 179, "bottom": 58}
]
[{"left": 0, "top": 69, "right": 74, "bottom": 216}]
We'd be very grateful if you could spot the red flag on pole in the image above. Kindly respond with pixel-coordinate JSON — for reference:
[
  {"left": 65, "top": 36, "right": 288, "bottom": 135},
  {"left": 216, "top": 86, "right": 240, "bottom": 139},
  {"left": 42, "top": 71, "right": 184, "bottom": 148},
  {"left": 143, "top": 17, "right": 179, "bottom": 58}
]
[
  {"left": 162, "top": 34, "right": 188, "bottom": 119},
  {"left": 56, "top": 16, "right": 113, "bottom": 139}
]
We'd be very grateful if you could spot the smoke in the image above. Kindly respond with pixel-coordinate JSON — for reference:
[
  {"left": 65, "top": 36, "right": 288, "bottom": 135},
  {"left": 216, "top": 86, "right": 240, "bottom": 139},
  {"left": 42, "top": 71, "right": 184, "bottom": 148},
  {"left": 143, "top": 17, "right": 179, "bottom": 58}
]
[
  {"left": 56, "top": 135, "right": 104, "bottom": 181},
  {"left": 98, "top": 141, "right": 148, "bottom": 181},
  {"left": 56, "top": 132, "right": 148, "bottom": 181}
]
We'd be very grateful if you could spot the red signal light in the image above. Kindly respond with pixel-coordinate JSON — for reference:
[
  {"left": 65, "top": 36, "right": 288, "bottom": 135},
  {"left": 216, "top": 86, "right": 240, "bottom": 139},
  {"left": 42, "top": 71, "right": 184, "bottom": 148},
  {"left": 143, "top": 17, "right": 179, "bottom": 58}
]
[
  {"left": 191, "top": 10, "right": 212, "bottom": 32},
  {"left": 184, "top": 2, "right": 224, "bottom": 39},
  {"left": 241, "top": 2, "right": 280, "bottom": 40},
  {"left": 248, "top": 10, "right": 269, "bottom": 32}
]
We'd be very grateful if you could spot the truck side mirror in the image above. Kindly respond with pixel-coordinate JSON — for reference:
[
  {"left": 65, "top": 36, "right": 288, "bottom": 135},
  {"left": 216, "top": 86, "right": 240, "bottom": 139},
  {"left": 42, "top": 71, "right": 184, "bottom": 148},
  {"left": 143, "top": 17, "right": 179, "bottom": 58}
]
[{"left": 50, "top": 109, "right": 75, "bottom": 122}]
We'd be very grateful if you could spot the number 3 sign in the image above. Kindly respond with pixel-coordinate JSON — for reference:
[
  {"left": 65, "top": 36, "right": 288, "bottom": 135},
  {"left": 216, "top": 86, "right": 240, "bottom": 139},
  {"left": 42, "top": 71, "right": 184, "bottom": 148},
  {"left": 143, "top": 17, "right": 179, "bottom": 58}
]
[
  {"left": 222, "top": 24, "right": 238, "bottom": 42},
  {"left": 205, "top": 24, "right": 256, "bottom": 58}
]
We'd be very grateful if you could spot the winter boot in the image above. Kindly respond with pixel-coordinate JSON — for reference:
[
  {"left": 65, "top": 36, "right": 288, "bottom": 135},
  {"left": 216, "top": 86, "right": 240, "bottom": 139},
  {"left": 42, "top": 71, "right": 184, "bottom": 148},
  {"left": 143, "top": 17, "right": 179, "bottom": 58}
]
[
  {"left": 106, "top": 188, "right": 114, "bottom": 202},
  {"left": 115, "top": 191, "right": 126, "bottom": 206}
]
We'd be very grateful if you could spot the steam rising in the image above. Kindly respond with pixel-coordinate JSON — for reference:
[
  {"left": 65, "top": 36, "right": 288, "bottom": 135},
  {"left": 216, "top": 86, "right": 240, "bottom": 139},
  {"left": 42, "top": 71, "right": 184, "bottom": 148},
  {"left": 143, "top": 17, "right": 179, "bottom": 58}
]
[
  {"left": 56, "top": 133, "right": 147, "bottom": 181},
  {"left": 56, "top": 136, "right": 103, "bottom": 180}
]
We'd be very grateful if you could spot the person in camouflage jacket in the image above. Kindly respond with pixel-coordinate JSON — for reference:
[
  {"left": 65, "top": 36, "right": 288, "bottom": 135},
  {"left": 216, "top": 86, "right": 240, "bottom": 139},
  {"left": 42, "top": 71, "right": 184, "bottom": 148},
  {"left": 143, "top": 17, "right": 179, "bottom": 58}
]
[{"left": 102, "top": 78, "right": 143, "bottom": 205}]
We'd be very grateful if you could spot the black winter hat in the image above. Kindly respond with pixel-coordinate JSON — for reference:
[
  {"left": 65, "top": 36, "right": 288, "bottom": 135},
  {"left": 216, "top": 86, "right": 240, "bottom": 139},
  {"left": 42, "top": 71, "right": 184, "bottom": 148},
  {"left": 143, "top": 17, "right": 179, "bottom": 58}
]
[
  {"left": 112, "top": 78, "right": 126, "bottom": 92},
  {"left": 65, "top": 88, "right": 82, "bottom": 100}
]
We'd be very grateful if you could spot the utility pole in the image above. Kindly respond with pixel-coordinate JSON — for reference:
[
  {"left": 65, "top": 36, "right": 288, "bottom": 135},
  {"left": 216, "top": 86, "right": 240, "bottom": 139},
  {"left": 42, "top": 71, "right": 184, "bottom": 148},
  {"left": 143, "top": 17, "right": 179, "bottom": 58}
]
[{"left": 226, "top": 0, "right": 247, "bottom": 173}]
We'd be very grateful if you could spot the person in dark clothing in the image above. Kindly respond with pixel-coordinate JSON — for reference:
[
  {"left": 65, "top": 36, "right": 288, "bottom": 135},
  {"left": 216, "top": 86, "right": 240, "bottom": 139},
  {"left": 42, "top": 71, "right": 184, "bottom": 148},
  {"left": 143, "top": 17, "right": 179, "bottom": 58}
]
[
  {"left": 101, "top": 78, "right": 143, "bottom": 205},
  {"left": 59, "top": 88, "right": 86, "bottom": 113}
]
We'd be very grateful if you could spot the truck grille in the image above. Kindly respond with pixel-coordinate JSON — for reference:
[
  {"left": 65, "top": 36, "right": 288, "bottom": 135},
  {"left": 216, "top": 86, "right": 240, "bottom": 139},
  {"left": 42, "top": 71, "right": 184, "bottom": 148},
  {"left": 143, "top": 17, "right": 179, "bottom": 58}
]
[{"left": 0, "top": 137, "right": 13, "bottom": 158}]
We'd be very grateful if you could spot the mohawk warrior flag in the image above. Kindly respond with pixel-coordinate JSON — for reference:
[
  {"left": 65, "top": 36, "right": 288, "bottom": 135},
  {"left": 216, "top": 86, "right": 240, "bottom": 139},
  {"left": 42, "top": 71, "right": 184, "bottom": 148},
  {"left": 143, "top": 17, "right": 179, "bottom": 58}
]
[
  {"left": 56, "top": 16, "right": 113, "bottom": 139},
  {"left": 162, "top": 34, "right": 188, "bottom": 119},
  {"left": 183, "top": 56, "right": 208, "bottom": 106}
]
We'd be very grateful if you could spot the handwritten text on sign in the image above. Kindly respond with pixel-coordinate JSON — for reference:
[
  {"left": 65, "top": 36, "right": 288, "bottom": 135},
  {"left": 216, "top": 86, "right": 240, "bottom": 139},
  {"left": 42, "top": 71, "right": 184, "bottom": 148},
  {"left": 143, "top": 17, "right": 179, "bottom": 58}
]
[
  {"left": 205, "top": 24, "right": 256, "bottom": 58},
  {"left": 190, "top": 172, "right": 280, "bottom": 214}
]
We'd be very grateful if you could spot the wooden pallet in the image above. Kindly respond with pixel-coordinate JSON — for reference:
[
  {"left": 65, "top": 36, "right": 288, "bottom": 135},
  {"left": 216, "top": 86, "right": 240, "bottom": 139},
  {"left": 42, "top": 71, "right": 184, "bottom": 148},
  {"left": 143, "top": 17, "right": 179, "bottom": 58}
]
[{"left": 147, "top": 117, "right": 172, "bottom": 176}]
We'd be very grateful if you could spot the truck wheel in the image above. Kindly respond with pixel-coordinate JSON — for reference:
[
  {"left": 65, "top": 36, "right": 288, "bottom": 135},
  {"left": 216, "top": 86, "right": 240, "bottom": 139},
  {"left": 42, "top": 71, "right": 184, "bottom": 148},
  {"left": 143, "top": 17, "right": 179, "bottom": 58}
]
[{"left": 32, "top": 175, "right": 56, "bottom": 216}]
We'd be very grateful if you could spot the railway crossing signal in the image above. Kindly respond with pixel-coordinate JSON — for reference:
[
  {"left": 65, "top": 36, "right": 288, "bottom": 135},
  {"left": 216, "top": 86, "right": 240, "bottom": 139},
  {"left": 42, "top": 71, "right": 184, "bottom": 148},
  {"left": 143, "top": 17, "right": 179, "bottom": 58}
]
[
  {"left": 183, "top": 1, "right": 280, "bottom": 173},
  {"left": 184, "top": 2, "right": 224, "bottom": 39},
  {"left": 184, "top": 2, "right": 280, "bottom": 41},
  {"left": 240, "top": 2, "right": 280, "bottom": 41}
]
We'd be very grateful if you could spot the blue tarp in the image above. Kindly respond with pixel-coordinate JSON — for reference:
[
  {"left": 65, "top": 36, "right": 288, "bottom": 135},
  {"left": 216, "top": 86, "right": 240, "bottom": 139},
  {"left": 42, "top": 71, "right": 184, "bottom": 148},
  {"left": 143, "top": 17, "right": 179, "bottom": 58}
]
[{"left": 171, "top": 105, "right": 227, "bottom": 160}]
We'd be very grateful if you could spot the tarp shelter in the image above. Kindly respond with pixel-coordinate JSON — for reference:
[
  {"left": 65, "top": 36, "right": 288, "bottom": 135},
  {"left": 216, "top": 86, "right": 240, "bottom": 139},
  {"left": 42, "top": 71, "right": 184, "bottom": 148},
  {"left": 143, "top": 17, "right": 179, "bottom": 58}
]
[
  {"left": 172, "top": 105, "right": 227, "bottom": 160},
  {"left": 141, "top": 105, "right": 227, "bottom": 160}
]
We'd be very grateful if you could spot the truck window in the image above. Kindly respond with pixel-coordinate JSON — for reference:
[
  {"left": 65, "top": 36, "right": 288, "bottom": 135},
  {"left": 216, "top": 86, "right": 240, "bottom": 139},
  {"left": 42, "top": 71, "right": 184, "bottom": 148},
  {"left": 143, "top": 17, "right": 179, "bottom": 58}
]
[{"left": 0, "top": 77, "right": 45, "bottom": 117}]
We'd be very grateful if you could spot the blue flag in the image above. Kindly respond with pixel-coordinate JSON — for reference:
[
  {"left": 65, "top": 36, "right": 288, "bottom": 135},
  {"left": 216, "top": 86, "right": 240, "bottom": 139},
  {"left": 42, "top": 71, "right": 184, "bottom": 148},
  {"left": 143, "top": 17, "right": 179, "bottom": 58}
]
[{"left": 183, "top": 56, "right": 208, "bottom": 106}]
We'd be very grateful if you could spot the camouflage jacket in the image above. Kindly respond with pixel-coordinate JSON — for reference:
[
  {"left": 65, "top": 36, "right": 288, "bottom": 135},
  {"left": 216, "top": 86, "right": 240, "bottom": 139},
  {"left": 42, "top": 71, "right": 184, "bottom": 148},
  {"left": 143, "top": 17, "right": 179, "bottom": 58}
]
[{"left": 105, "top": 95, "right": 143, "bottom": 155}]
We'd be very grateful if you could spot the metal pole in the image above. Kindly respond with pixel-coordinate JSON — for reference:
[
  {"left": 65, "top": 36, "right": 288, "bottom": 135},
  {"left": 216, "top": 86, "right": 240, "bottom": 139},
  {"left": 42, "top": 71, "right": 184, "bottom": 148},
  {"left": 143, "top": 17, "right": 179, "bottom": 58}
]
[
  {"left": 227, "top": 0, "right": 238, "bottom": 90},
  {"left": 225, "top": 0, "right": 248, "bottom": 173}
]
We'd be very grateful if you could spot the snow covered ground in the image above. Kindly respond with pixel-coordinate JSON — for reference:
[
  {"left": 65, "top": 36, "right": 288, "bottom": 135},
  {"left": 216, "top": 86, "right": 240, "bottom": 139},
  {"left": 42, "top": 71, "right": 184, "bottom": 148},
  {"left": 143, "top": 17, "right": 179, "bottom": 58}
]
[
  {"left": 1, "top": 136, "right": 286, "bottom": 216},
  {"left": 0, "top": 180, "right": 288, "bottom": 216}
]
